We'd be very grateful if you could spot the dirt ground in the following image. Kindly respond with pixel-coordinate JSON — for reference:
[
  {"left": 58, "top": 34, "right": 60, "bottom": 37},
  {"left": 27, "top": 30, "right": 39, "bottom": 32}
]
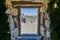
[{"left": 21, "top": 22, "right": 38, "bottom": 34}]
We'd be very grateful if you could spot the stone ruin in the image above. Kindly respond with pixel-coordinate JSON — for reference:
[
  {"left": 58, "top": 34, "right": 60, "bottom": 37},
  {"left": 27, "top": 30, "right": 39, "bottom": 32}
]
[{"left": 5, "top": 0, "right": 50, "bottom": 40}]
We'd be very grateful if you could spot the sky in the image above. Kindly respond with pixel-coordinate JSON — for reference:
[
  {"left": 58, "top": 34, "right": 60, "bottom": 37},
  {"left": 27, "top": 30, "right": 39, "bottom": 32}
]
[{"left": 20, "top": 8, "right": 38, "bottom": 16}]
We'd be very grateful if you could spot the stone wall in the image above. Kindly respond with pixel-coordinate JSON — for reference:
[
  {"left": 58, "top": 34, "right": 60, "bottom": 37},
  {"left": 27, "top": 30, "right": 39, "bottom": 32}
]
[
  {"left": 5, "top": 0, "right": 50, "bottom": 40},
  {"left": 11, "top": 0, "right": 49, "bottom": 2}
]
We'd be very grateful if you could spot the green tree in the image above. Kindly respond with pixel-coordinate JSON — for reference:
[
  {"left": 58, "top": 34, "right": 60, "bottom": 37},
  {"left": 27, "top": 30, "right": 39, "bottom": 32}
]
[
  {"left": 0, "top": 0, "right": 10, "bottom": 40},
  {"left": 47, "top": 0, "right": 60, "bottom": 40}
]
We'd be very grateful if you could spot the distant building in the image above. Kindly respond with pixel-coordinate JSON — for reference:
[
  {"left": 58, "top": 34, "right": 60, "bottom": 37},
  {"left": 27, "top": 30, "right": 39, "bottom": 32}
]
[{"left": 21, "top": 14, "right": 38, "bottom": 23}]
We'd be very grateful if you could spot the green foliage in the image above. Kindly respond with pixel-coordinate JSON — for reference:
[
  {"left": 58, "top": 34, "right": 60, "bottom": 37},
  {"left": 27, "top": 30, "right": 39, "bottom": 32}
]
[
  {"left": 0, "top": 15, "right": 9, "bottom": 33},
  {"left": 0, "top": 0, "right": 7, "bottom": 14},
  {"left": 0, "top": 0, "right": 10, "bottom": 40},
  {"left": 47, "top": 0, "right": 60, "bottom": 40}
]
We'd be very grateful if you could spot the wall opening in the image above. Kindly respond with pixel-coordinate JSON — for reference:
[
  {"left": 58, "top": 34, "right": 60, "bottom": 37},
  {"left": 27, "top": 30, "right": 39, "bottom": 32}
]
[{"left": 20, "top": 8, "right": 39, "bottom": 34}]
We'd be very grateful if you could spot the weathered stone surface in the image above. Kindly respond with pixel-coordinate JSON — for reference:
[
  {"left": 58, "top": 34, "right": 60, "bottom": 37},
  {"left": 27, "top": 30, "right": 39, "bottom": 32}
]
[
  {"left": 11, "top": 0, "right": 49, "bottom": 3},
  {"left": 6, "top": 7, "right": 18, "bottom": 16},
  {"left": 5, "top": 0, "right": 50, "bottom": 40}
]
